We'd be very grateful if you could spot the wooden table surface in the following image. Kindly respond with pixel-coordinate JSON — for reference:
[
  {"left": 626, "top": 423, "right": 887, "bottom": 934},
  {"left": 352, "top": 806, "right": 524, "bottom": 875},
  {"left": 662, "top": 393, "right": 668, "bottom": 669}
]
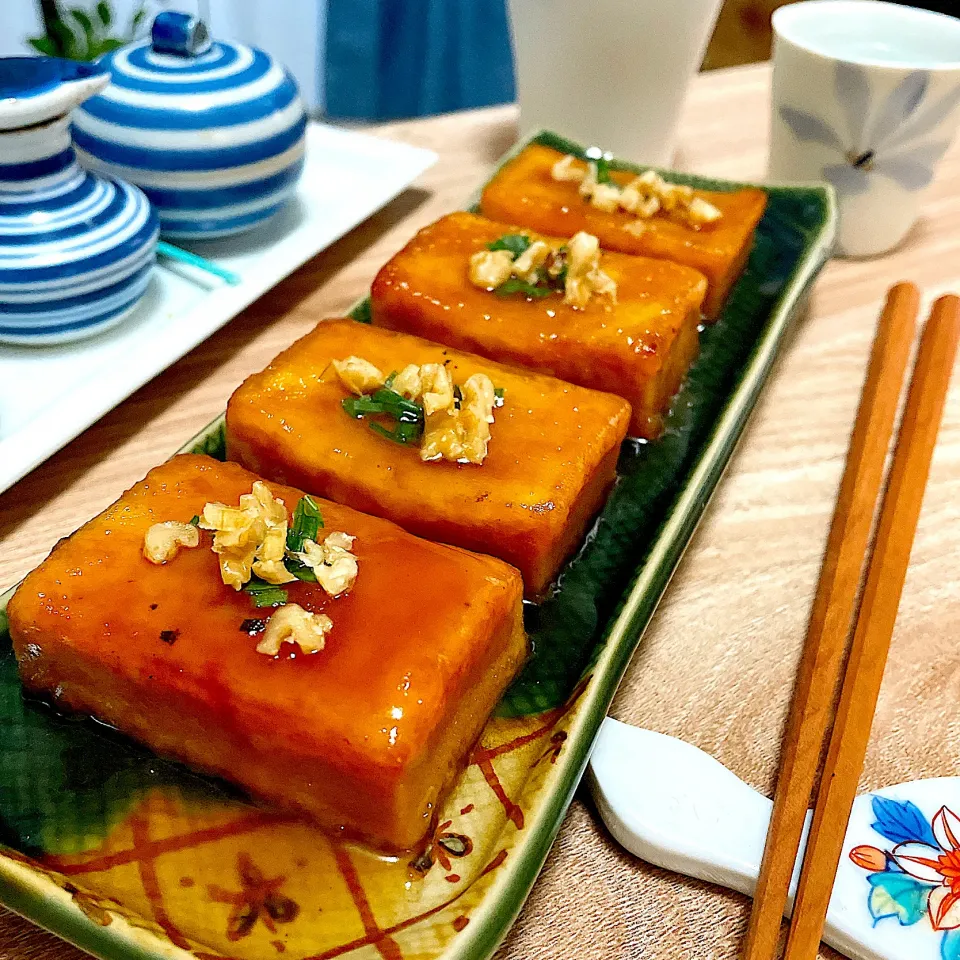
[{"left": 2, "top": 62, "right": 960, "bottom": 960}]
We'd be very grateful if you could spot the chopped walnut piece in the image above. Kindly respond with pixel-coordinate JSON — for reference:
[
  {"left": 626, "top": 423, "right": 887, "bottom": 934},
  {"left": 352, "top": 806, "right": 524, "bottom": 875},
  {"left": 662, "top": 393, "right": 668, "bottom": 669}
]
[
  {"left": 459, "top": 373, "right": 497, "bottom": 464},
  {"left": 550, "top": 152, "right": 721, "bottom": 227},
  {"left": 422, "top": 406, "right": 464, "bottom": 462},
  {"left": 468, "top": 249, "right": 514, "bottom": 289},
  {"left": 511, "top": 240, "right": 551, "bottom": 284},
  {"left": 578, "top": 163, "right": 622, "bottom": 212},
  {"left": 143, "top": 521, "right": 199, "bottom": 564},
  {"left": 419, "top": 363, "right": 456, "bottom": 417},
  {"left": 294, "top": 532, "right": 359, "bottom": 596},
  {"left": 253, "top": 522, "right": 295, "bottom": 586},
  {"left": 200, "top": 481, "right": 292, "bottom": 590},
  {"left": 340, "top": 357, "right": 502, "bottom": 465},
  {"left": 686, "top": 195, "right": 723, "bottom": 226},
  {"left": 256, "top": 603, "right": 333, "bottom": 656},
  {"left": 551, "top": 154, "right": 585, "bottom": 183},
  {"left": 333, "top": 356, "right": 385, "bottom": 395},
  {"left": 563, "top": 231, "right": 618, "bottom": 309},
  {"left": 391, "top": 363, "right": 423, "bottom": 399},
  {"left": 620, "top": 177, "right": 661, "bottom": 218}
]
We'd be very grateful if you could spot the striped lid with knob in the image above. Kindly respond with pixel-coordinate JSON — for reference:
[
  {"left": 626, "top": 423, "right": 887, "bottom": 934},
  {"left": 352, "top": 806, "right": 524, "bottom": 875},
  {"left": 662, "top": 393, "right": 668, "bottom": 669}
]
[{"left": 72, "top": 11, "right": 307, "bottom": 240}]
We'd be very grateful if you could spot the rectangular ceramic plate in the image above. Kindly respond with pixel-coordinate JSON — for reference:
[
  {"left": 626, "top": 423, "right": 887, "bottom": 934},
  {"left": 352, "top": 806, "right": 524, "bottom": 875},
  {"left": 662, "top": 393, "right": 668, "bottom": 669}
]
[
  {"left": 0, "top": 121, "right": 437, "bottom": 495},
  {"left": 0, "top": 130, "right": 835, "bottom": 960}
]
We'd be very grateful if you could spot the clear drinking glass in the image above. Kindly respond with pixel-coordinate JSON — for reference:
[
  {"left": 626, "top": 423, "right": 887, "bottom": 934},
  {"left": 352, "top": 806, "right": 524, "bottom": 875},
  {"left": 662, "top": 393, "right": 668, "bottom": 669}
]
[{"left": 507, "top": 0, "right": 724, "bottom": 164}]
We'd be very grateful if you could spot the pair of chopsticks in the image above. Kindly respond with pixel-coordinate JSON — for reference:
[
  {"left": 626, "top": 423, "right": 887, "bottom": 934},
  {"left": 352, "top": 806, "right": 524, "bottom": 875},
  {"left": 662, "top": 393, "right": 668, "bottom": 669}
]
[{"left": 742, "top": 284, "right": 960, "bottom": 960}]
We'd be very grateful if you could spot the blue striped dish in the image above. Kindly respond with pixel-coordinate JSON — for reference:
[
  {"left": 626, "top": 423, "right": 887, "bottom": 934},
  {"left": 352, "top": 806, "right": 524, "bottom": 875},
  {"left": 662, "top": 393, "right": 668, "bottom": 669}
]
[
  {"left": 0, "top": 60, "right": 159, "bottom": 347},
  {"left": 73, "top": 31, "right": 307, "bottom": 240}
]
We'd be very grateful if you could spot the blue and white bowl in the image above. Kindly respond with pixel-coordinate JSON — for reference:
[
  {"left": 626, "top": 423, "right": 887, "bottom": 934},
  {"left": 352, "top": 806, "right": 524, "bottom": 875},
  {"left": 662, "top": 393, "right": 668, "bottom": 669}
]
[
  {"left": 72, "top": 12, "right": 307, "bottom": 240},
  {"left": 0, "top": 57, "right": 159, "bottom": 346}
]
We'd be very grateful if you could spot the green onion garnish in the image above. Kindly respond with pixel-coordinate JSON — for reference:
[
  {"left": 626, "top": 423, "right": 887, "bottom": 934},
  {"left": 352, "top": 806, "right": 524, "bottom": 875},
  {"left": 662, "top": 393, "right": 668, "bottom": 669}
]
[
  {"left": 287, "top": 495, "right": 323, "bottom": 552},
  {"left": 488, "top": 233, "right": 532, "bottom": 257},
  {"left": 494, "top": 277, "right": 554, "bottom": 299},
  {"left": 342, "top": 386, "right": 425, "bottom": 446},
  {"left": 284, "top": 556, "right": 318, "bottom": 583},
  {"left": 243, "top": 576, "right": 288, "bottom": 608},
  {"left": 594, "top": 156, "right": 613, "bottom": 184},
  {"left": 494, "top": 387, "right": 505, "bottom": 400},
  {"left": 188, "top": 515, "right": 200, "bottom": 526},
  {"left": 343, "top": 395, "right": 387, "bottom": 418},
  {"left": 370, "top": 420, "right": 422, "bottom": 445}
]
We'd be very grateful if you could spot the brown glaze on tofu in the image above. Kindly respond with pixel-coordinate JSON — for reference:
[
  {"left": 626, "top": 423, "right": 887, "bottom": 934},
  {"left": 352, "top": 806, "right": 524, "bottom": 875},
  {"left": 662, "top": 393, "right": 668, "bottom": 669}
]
[
  {"left": 370, "top": 211, "right": 705, "bottom": 438},
  {"left": 480, "top": 144, "right": 767, "bottom": 319},
  {"left": 7, "top": 455, "right": 527, "bottom": 852},
  {"left": 226, "top": 321, "right": 631, "bottom": 598}
]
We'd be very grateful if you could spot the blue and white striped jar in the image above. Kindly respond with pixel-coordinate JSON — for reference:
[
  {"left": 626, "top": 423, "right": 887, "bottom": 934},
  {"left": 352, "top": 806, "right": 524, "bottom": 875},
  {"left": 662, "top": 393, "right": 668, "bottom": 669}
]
[
  {"left": 73, "top": 12, "right": 307, "bottom": 240},
  {"left": 0, "top": 57, "right": 158, "bottom": 345}
]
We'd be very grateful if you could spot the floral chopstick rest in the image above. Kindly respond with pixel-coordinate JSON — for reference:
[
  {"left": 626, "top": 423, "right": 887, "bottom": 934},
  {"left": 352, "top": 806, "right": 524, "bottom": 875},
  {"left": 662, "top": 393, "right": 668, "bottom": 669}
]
[{"left": 589, "top": 717, "right": 960, "bottom": 960}]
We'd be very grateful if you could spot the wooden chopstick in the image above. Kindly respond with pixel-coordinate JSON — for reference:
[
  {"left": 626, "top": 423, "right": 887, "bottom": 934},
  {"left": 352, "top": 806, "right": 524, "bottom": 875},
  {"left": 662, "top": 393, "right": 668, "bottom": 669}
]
[
  {"left": 741, "top": 283, "right": 919, "bottom": 960},
  {"left": 783, "top": 294, "right": 960, "bottom": 960}
]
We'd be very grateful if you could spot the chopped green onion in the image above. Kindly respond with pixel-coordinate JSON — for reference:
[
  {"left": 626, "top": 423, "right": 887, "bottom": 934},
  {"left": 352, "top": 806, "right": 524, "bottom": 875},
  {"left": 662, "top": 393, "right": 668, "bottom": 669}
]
[
  {"left": 494, "top": 387, "right": 505, "bottom": 399},
  {"left": 284, "top": 556, "right": 318, "bottom": 583},
  {"left": 495, "top": 277, "right": 555, "bottom": 299},
  {"left": 188, "top": 515, "right": 200, "bottom": 526},
  {"left": 342, "top": 386, "right": 425, "bottom": 445},
  {"left": 594, "top": 156, "right": 613, "bottom": 184},
  {"left": 370, "top": 388, "right": 422, "bottom": 420},
  {"left": 343, "top": 395, "right": 387, "bottom": 418},
  {"left": 243, "top": 576, "right": 288, "bottom": 608},
  {"left": 384, "top": 370, "right": 399, "bottom": 389},
  {"left": 370, "top": 420, "right": 422, "bottom": 445},
  {"left": 287, "top": 495, "right": 323, "bottom": 552},
  {"left": 488, "top": 233, "right": 532, "bottom": 257}
]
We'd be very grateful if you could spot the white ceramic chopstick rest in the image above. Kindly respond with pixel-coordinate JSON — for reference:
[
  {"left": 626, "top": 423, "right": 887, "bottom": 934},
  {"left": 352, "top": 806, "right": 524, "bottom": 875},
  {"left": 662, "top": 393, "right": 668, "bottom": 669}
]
[{"left": 588, "top": 717, "right": 960, "bottom": 960}]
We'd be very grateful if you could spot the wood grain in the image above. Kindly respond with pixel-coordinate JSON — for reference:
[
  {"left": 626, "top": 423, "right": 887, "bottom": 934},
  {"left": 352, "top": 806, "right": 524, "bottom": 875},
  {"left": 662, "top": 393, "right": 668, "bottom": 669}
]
[
  {"left": 1, "top": 63, "right": 960, "bottom": 960},
  {"left": 784, "top": 295, "right": 960, "bottom": 960},
  {"left": 743, "top": 283, "right": 919, "bottom": 960}
]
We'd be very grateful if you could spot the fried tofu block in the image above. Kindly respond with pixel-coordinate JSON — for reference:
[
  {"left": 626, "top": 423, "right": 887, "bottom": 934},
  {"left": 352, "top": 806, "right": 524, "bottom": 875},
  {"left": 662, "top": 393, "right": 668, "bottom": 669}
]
[
  {"left": 480, "top": 143, "right": 767, "bottom": 319},
  {"left": 226, "top": 321, "right": 631, "bottom": 598},
  {"left": 370, "top": 212, "right": 704, "bottom": 439},
  {"left": 7, "top": 455, "right": 527, "bottom": 851}
]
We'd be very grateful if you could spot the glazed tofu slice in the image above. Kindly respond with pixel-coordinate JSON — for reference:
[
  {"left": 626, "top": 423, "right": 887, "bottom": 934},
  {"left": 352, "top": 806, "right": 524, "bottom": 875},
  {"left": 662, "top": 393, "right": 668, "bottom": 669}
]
[
  {"left": 369, "top": 211, "right": 704, "bottom": 439},
  {"left": 226, "top": 321, "right": 631, "bottom": 598},
  {"left": 7, "top": 455, "right": 527, "bottom": 852},
  {"left": 480, "top": 143, "right": 767, "bottom": 319}
]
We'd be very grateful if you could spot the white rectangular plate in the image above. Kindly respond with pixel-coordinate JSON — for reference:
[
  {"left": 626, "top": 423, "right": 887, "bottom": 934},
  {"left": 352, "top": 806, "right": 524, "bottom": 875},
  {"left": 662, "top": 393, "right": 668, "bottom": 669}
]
[{"left": 0, "top": 121, "right": 436, "bottom": 495}]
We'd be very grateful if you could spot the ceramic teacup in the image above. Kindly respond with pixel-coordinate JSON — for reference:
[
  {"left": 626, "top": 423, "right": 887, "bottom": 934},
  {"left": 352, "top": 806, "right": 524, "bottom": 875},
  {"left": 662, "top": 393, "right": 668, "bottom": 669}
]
[
  {"left": 508, "top": 0, "right": 724, "bottom": 164},
  {"left": 769, "top": 0, "right": 960, "bottom": 257}
]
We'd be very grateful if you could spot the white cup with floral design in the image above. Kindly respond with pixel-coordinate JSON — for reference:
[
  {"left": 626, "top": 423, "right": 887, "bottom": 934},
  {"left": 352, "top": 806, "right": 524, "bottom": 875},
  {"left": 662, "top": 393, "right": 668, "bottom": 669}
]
[{"left": 769, "top": 0, "right": 960, "bottom": 257}]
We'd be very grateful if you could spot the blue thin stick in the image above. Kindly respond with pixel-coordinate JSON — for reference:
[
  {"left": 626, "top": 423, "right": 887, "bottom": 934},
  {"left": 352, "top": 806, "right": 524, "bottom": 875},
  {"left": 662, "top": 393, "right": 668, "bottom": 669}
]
[{"left": 156, "top": 241, "right": 242, "bottom": 286}]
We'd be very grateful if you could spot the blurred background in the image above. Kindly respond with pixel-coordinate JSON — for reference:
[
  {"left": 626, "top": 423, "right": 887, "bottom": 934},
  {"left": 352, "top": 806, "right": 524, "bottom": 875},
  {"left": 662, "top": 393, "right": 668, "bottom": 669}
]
[{"left": 1, "top": 0, "right": 957, "bottom": 122}]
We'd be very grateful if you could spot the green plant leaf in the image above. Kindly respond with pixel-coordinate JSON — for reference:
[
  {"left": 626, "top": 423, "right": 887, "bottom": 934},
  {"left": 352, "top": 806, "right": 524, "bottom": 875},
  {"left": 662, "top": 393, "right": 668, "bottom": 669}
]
[
  {"left": 130, "top": 3, "right": 147, "bottom": 35},
  {"left": 50, "top": 18, "right": 81, "bottom": 60},
  {"left": 27, "top": 35, "right": 57, "bottom": 55},
  {"left": 69, "top": 6, "right": 97, "bottom": 57},
  {"left": 96, "top": 0, "right": 112, "bottom": 26}
]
